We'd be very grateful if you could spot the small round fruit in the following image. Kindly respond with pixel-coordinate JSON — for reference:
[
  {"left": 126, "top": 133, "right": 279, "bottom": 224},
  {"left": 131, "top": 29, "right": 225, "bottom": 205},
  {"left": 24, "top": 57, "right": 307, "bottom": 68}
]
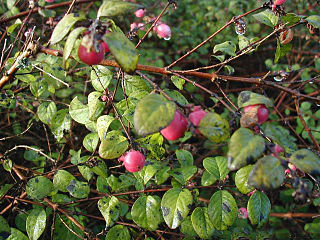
[
  {"left": 189, "top": 106, "right": 207, "bottom": 126},
  {"left": 244, "top": 104, "right": 269, "bottom": 124},
  {"left": 238, "top": 208, "right": 248, "bottom": 219},
  {"left": 135, "top": 9, "right": 145, "bottom": 18},
  {"left": 272, "top": 0, "right": 286, "bottom": 10},
  {"left": 155, "top": 23, "right": 171, "bottom": 39},
  {"left": 119, "top": 150, "right": 145, "bottom": 173},
  {"left": 78, "top": 35, "right": 105, "bottom": 65},
  {"left": 160, "top": 110, "right": 188, "bottom": 141},
  {"left": 101, "top": 41, "right": 110, "bottom": 53},
  {"left": 274, "top": 144, "right": 284, "bottom": 154}
]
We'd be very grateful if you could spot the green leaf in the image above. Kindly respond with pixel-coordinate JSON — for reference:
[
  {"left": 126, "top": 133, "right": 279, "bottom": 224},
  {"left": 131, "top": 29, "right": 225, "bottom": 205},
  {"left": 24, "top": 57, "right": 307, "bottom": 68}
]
[
  {"left": 201, "top": 170, "right": 218, "bottom": 186},
  {"left": 69, "top": 97, "right": 90, "bottom": 124},
  {"left": 161, "top": 188, "right": 193, "bottom": 229},
  {"left": 305, "top": 15, "right": 320, "bottom": 29},
  {"left": 253, "top": 10, "right": 279, "bottom": 27},
  {"left": 91, "top": 65, "right": 113, "bottom": 92},
  {"left": 176, "top": 149, "right": 194, "bottom": 167},
  {"left": 83, "top": 132, "right": 99, "bottom": 152},
  {"left": 63, "top": 27, "right": 86, "bottom": 67},
  {"left": 104, "top": 31, "right": 139, "bottom": 73},
  {"left": 180, "top": 216, "right": 198, "bottom": 237},
  {"left": 88, "top": 91, "right": 105, "bottom": 121},
  {"left": 98, "top": 196, "right": 121, "bottom": 228},
  {"left": 0, "top": 215, "right": 10, "bottom": 240},
  {"left": 247, "top": 191, "right": 271, "bottom": 227},
  {"left": 203, "top": 156, "right": 229, "bottom": 180},
  {"left": 26, "top": 176, "right": 54, "bottom": 200},
  {"left": 0, "top": 184, "right": 13, "bottom": 198},
  {"left": 50, "top": 13, "right": 85, "bottom": 44},
  {"left": 235, "top": 165, "right": 255, "bottom": 194},
  {"left": 66, "top": 179, "right": 90, "bottom": 199},
  {"left": 281, "top": 13, "right": 301, "bottom": 26},
  {"left": 124, "top": 75, "right": 152, "bottom": 99},
  {"left": 290, "top": 149, "right": 320, "bottom": 175},
  {"left": 77, "top": 156, "right": 94, "bottom": 181},
  {"left": 97, "top": 1, "right": 143, "bottom": 18},
  {"left": 131, "top": 195, "right": 162, "bottom": 231},
  {"left": 134, "top": 94, "right": 176, "bottom": 136},
  {"left": 96, "top": 176, "right": 109, "bottom": 193},
  {"left": 208, "top": 190, "right": 238, "bottom": 230},
  {"left": 53, "top": 170, "right": 76, "bottom": 192},
  {"left": 99, "top": 130, "right": 129, "bottom": 159},
  {"left": 171, "top": 76, "right": 185, "bottom": 90},
  {"left": 26, "top": 208, "right": 46, "bottom": 240},
  {"left": 97, "top": 115, "right": 115, "bottom": 141},
  {"left": 37, "top": 101, "right": 57, "bottom": 125},
  {"left": 248, "top": 155, "right": 285, "bottom": 190},
  {"left": 6, "top": 0, "right": 16, "bottom": 9},
  {"left": 191, "top": 207, "right": 215, "bottom": 239},
  {"left": 90, "top": 159, "right": 108, "bottom": 178},
  {"left": 262, "top": 123, "right": 297, "bottom": 154},
  {"left": 198, "top": 112, "right": 230, "bottom": 143},
  {"left": 7, "top": 228, "right": 28, "bottom": 240},
  {"left": 227, "top": 128, "right": 265, "bottom": 171},
  {"left": 134, "top": 164, "right": 156, "bottom": 185},
  {"left": 51, "top": 109, "right": 71, "bottom": 141},
  {"left": 213, "top": 41, "right": 236, "bottom": 56},
  {"left": 155, "top": 166, "right": 170, "bottom": 185},
  {"left": 275, "top": 40, "right": 292, "bottom": 63},
  {"left": 169, "top": 166, "right": 198, "bottom": 185},
  {"left": 105, "top": 225, "right": 130, "bottom": 240},
  {"left": 237, "top": 91, "right": 273, "bottom": 108},
  {"left": 163, "top": 89, "right": 189, "bottom": 106}
]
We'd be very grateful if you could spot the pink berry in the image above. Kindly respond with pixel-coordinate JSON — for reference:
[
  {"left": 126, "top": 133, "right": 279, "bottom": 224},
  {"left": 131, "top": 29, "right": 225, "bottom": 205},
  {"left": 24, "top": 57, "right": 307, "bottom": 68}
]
[
  {"left": 130, "top": 22, "right": 138, "bottom": 31},
  {"left": 101, "top": 42, "right": 110, "bottom": 53},
  {"left": 244, "top": 104, "right": 269, "bottom": 124},
  {"left": 160, "top": 111, "right": 188, "bottom": 141},
  {"left": 135, "top": 9, "right": 145, "bottom": 18},
  {"left": 188, "top": 106, "right": 207, "bottom": 126},
  {"left": 274, "top": 145, "right": 284, "bottom": 154},
  {"left": 238, "top": 208, "right": 248, "bottom": 219},
  {"left": 45, "top": 0, "right": 54, "bottom": 2},
  {"left": 272, "top": 0, "right": 286, "bottom": 10},
  {"left": 78, "top": 35, "right": 105, "bottom": 65},
  {"left": 155, "top": 23, "right": 171, "bottom": 39},
  {"left": 119, "top": 150, "right": 145, "bottom": 173}
]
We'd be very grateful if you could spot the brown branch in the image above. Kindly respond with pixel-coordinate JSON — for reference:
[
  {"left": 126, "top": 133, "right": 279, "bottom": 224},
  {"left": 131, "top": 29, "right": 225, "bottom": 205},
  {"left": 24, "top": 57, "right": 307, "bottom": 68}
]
[{"left": 0, "top": 0, "right": 100, "bottom": 24}]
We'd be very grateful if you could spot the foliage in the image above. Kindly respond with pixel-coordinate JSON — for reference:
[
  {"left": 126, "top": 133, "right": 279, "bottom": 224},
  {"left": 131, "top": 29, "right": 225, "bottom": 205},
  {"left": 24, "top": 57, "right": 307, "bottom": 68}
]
[{"left": 0, "top": 0, "right": 320, "bottom": 239}]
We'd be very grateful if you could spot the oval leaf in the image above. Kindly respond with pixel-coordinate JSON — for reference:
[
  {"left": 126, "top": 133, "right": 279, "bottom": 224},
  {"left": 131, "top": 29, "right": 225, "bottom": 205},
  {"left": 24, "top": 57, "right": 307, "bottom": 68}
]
[
  {"left": 26, "top": 208, "right": 46, "bottom": 240},
  {"left": 305, "top": 15, "right": 320, "bottom": 29},
  {"left": 134, "top": 94, "right": 176, "bottom": 136},
  {"left": 235, "top": 165, "right": 255, "bottom": 194},
  {"left": 208, "top": 190, "right": 238, "bottom": 230},
  {"left": 290, "top": 149, "right": 320, "bottom": 175},
  {"left": 252, "top": 10, "right": 279, "bottom": 27},
  {"left": 248, "top": 155, "right": 285, "bottom": 190},
  {"left": 66, "top": 179, "right": 90, "bottom": 199},
  {"left": 104, "top": 31, "right": 139, "bottom": 73},
  {"left": 247, "top": 191, "right": 271, "bottom": 227},
  {"left": 238, "top": 91, "right": 273, "bottom": 108},
  {"left": 98, "top": 196, "right": 121, "bottom": 228},
  {"left": 26, "top": 176, "right": 54, "bottom": 200},
  {"left": 53, "top": 170, "right": 76, "bottom": 192},
  {"left": 83, "top": 132, "right": 99, "bottom": 152},
  {"left": 161, "top": 188, "right": 193, "bottom": 229},
  {"left": 131, "top": 195, "right": 162, "bottom": 231},
  {"left": 69, "top": 97, "right": 90, "bottom": 124},
  {"left": 98, "top": 1, "right": 143, "bottom": 18},
  {"left": 105, "top": 225, "right": 130, "bottom": 240},
  {"left": 37, "top": 101, "right": 57, "bottom": 125},
  {"left": 50, "top": 13, "right": 85, "bottom": 45},
  {"left": 203, "top": 156, "right": 229, "bottom": 180},
  {"left": 191, "top": 207, "right": 215, "bottom": 239},
  {"left": 201, "top": 170, "right": 218, "bottom": 186},
  {"left": 99, "top": 130, "right": 129, "bottom": 159},
  {"left": 213, "top": 41, "right": 236, "bottom": 56},
  {"left": 7, "top": 228, "right": 28, "bottom": 240},
  {"left": 88, "top": 91, "right": 105, "bottom": 121},
  {"left": 63, "top": 27, "right": 86, "bottom": 67},
  {"left": 97, "top": 115, "right": 115, "bottom": 141},
  {"left": 91, "top": 65, "right": 113, "bottom": 92},
  {"left": 198, "top": 112, "right": 230, "bottom": 143},
  {"left": 227, "top": 128, "right": 265, "bottom": 171},
  {"left": 124, "top": 75, "right": 152, "bottom": 99},
  {"left": 0, "top": 215, "right": 10, "bottom": 239}
]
